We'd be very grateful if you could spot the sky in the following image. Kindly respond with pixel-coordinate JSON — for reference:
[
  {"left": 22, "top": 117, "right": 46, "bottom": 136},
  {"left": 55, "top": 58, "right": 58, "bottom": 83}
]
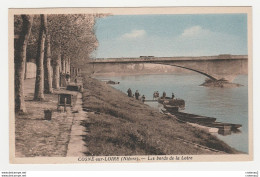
[{"left": 92, "top": 14, "right": 248, "bottom": 58}]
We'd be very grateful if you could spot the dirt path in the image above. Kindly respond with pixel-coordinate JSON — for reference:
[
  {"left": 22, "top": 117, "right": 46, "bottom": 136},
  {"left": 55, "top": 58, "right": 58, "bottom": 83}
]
[
  {"left": 15, "top": 78, "right": 80, "bottom": 157},
  {"left": 66, "top": 93, "right": 89, "bottom": 156}
]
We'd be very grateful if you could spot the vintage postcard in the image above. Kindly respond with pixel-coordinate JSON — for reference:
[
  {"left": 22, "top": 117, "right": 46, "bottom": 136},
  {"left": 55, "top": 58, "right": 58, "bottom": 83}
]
[{"left": 9, "top": 7, "right": 252, "bottom": 164}]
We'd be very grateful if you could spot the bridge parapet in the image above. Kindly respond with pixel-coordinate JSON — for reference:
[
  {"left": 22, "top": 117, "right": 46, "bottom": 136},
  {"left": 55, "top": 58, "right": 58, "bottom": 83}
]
[{"left": 90, "top": 55, "right": 248, "bottom": 63}]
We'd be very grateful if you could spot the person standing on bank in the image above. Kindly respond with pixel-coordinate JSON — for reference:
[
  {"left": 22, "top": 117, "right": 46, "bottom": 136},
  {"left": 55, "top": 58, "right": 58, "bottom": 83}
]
[
  {"left": 142, "top": 95, "right": 145, "bottom": 102},
  {"left": 162, "top": 91, "right": 166, "bottom": 99},
  {"left": 65, "top": 72, "right": 70, "bottom": 83},
  {"left": 135, "top": 90, "right": 140, "bottom": 100},
  {"left": 172, "top": 93, "right": 175, "bottom": 99},
  {"left": 127, "top": 88, "right": 132, "bottom": 97}
]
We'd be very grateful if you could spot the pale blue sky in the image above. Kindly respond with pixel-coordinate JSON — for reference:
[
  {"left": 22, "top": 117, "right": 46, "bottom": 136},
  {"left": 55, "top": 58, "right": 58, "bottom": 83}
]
[{"left": 92, "top": 14, "right": 247, "bottom": 58}]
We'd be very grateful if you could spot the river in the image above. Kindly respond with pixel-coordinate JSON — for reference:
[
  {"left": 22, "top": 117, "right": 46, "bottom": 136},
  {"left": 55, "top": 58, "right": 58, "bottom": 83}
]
[{"left": 94, "top": 73, "right": 248, "bottom": 153}]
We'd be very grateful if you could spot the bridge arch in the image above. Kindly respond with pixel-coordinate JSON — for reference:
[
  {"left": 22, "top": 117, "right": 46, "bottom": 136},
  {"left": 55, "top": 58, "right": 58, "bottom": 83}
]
[{"left": 154, "top": 62, "right": 218, "bottom": 81}]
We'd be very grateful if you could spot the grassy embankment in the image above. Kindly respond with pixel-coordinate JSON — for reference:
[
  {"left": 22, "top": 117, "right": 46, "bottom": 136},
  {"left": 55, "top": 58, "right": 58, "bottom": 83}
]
[{"left": 81, "top": 76, "right": 239, "bottom": 156}]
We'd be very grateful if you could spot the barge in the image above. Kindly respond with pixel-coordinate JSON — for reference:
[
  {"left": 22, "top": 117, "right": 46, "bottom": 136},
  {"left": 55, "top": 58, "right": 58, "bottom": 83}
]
[
  {"left": 158, "top": 97, "right": 185, "bottom": 109},
  {"left": 163, "top": 104, "right": 242, "bottom": 135}
]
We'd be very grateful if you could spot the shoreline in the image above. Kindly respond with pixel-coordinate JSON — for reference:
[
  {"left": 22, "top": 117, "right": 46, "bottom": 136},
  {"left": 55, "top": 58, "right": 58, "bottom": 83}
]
[{"left": 81, "top": 75, "right": 240, "bottom": 155}]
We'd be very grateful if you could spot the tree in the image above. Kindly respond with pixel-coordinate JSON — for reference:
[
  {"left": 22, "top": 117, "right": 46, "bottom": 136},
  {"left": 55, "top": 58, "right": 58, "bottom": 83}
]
[
  {"left": 48, "top": 14, "right": 106, "bottom": 78},
  {"left": 52, "top": 46, "right": 61, "bottom": 89},
  {"left": 14, "top": 15, "right": 34, "bottom": 113},
  {"left": 34, "top": 14, "right": 47, "bottom": 101},
  {"left": 44, "top": 33, "right": 53, "bottom": 93}
]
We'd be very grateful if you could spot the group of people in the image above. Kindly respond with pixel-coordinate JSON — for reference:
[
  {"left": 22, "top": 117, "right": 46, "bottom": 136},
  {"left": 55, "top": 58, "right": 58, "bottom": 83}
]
[
  {"left": 153, "top": 91, "right": 159, "bottom": 99},
  {"left": 162, "top": 91, "right": 175, "bottom": 99},
  {"left": 127, "top": 88, "right": 146, "bottom": 102},
  {"left": 127, "top": 88, "right": 175, "bottom": 102},
  {"left": 153, "top": 91, "right": 175, "bottom": 99}
]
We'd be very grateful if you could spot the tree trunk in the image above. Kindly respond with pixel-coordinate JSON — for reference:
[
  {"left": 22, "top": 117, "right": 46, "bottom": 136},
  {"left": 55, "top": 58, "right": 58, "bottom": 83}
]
[
  {"left": 68, "top": 58, "right": 70, "bottom": 74},
  {"left": 62, "top": 57, "right": 66, "bottom": 74},
  {"left": 15, "top": 15, "right": 33, "bottom": 113},
  {"left": 44, "top": 34, "right": 53, "bottom": 93},
  {"left": 64, "top": 58, "right": 67, "bottom": 73},
  {"left": 52, "top": 49, "right": 61, "bottom": 89},
  {"left": 24, "top": 60, "right": 27, "bottom": 79},
  {"left": 34, "top": 14, "right": 47, "bottom": 101},
  {"left": 75, "top": 68, "right": 78, "bottom": 76}
]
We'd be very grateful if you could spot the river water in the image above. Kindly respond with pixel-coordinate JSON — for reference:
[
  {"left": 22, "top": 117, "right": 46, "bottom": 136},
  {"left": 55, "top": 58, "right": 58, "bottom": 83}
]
[{"left": 94, "top": 73, "right": 248, "bottom": 153}]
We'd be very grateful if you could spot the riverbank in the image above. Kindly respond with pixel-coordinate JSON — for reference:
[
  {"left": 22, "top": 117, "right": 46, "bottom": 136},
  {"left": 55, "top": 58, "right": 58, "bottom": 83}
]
[{"left": 81, "top": 76, "right": 239, "bottom": 155}]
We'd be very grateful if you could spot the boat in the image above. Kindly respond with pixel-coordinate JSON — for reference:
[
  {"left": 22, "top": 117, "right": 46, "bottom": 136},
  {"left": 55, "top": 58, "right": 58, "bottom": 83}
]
[
  {"left": 163, "top": 106, "right": 216, "bottom": 123},
  {"left": 172, "top": 112, "right": 217, "bottom": 123},
  {"left": 100, "top": 79, "right": 120, "bottom": 85},
  {"left": 199, "top": 122, "right": 242, "bottom": 130},
  {"left": 161, "top": 99, "right": 242, "bottom": 135},
  {"left": 106, "top": 80, "right": 120, "bottom": 85},
  {"left": 163, "top": 105, "right": 179, "bottom": 112},
  {"left": 158, "top": 97, "right": 185, "bottom": 109},
  {"left": 173, "top": 112, "right": 242, "bottom": 130},
  {"left": 187, "top": 122, "right": 219, "bottom": 133},
  {"left": 162, "top": 108, "right": 242, "bottom": 135}
]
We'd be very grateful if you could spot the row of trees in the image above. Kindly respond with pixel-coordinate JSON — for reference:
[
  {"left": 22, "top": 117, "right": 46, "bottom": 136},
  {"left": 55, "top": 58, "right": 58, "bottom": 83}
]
[{"left": 14, "top": 14, "right": 104, "bottom": 113}]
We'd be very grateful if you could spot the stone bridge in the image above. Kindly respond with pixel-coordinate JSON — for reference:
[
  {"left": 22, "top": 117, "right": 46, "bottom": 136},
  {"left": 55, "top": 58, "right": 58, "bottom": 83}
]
[{"left": 89, "top": 55, "right": 248, "bottom": 80}]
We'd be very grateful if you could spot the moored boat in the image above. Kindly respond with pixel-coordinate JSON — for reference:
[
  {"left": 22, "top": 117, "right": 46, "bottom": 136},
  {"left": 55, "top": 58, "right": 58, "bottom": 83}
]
[
  {"left": 199, "top": 122, "right": 242, "bottom": 130},
  {"left": 159, "top": 97, "right": 185, "bottom": 109},
  {"left": 162, "top": 100, "right": 242, "bottom": 135},
  {"left": 163, "top": 105, "right": 179, "bottom": 112},
  {"left": 164, "top": 107, "right": 217, "bottom": 123},
  {"left": 173, "top": 112, "right": 217, "bottom": 123},
  {"left": 162, "top": 108, "right": 242, "bottom": 135}
]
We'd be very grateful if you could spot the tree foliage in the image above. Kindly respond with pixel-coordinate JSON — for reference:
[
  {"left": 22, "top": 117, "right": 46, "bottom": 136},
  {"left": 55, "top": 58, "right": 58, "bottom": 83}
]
[
  {"left": 15, "top": 13, "right": 108, "bottom": 67},
  {"left": 48, "top": 14, "right": 107, "bottom": 67}
]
